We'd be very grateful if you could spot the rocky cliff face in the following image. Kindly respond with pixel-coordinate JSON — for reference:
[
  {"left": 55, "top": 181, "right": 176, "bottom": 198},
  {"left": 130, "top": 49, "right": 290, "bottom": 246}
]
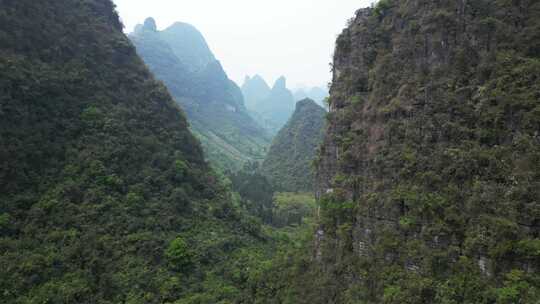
[{"left": 314, "top": 0, "right": 540, "bottom": 302}]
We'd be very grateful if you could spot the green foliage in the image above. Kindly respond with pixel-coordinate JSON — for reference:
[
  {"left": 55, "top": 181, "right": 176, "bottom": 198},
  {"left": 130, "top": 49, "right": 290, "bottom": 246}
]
[
  {"left": 81, "top": 106, "right": 102, "bottom": 123},
  {"left": 273, "top": 192, "right": 316, "bottom": 228},
  {"left": 0, "top": 1, "right": 273, "bottom": 303},
  {"left": 166, "top": 237, "right": 193, "bottom": 270},
  {"left": 373, "top": 0, "right": 392, "bottom": 17},
  {"left": 493, "top": 270, "right": 539, "bottom": 304},
  {"left": 262, "top": 99, "right": 326, "bottom": 192},
  {"left": 0, "top": 213, "right": 10, "bottom": 233},
  {"left": 260, "top": 0, "right": 540, "bottom": 303},
  {"left": 349, "top": 94, "right": 363, "bottom": 105},
  {"left": 229, "top": 162, "right": 275, "bottom": 224}
]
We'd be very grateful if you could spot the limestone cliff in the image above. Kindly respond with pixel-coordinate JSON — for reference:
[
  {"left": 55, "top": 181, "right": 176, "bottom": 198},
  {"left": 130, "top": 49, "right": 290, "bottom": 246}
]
[{"left": 313, "top": 0, "right": 540, "bottom": 302}]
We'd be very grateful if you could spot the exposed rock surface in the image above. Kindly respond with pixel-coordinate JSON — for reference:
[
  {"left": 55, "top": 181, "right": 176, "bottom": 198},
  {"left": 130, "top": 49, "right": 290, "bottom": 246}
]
[{"left": 312, "top": 1, "right": 540, "bottom": 302}]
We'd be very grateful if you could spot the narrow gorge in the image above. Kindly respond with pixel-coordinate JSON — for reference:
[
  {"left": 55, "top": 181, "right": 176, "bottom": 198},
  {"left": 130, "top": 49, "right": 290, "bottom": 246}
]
[{"left": 1, "top": 0, "right": 539, "bottom": 303}]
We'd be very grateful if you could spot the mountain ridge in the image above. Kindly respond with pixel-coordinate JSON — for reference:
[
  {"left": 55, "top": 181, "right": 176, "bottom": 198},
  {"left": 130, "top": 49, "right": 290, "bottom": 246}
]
[
  {"left": 0, "top": 2, "right": 270, "bottom": 302},
  {"left": 130, "top": 18, "right": 271, "bottom": 171}
]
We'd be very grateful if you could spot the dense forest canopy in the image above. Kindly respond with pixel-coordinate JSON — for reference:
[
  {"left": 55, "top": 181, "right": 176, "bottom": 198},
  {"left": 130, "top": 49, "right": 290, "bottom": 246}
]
[
  {"left": 262, "top": 99, "right": 327, "bottom": 192},
  {"left": 0, "top": 1, "right": 275, "bottom": 302}
]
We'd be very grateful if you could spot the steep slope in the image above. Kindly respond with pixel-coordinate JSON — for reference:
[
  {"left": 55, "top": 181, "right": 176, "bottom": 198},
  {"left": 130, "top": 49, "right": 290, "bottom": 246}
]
[
  {"left": 0, "top": 1, "right": 267, "bottom": 302},
  {"left": 309, "top": 1, "right": 540, "bottom": 303},
  {"left": 262, "top": 99, "right": 326, "bottom": 192},
  {"left": 130, "top": 19, "right": 270, "bottom": 171}
]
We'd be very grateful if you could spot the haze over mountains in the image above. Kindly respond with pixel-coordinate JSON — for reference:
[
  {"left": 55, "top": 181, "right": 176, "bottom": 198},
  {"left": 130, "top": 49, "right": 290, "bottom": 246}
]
[
  {"left": 130, "top": 18, "right": 324, "bottom": 167},
  {"left": 242, "top": 75, "right": 298, "bottom": 134},
  {"left": 2, "top": 0, "right": 539, "bottom": 303},
  {"left": 130, "top": 18, "right": 271, "bottom": 171},
  {"left": 293, "top": 86, "right": 329, "bottom": 108}
]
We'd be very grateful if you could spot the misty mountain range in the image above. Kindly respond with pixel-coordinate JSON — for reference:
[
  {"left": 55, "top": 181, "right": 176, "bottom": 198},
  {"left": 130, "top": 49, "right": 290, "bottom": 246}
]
[{"left": 130, "top": 18, "right": 271, "bottom": 171}]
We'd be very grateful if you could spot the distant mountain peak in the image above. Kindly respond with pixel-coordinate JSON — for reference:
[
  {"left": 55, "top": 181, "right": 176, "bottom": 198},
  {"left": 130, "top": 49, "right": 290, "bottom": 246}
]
[
  {"left": 130, "top": 18, "right": 269, "bottom": 170},
  {"left": 273, "top": 76, "right": 287, "bottom": 90},
  {"left": 159, "top": 21, "right": 216, "bottom": 72},
  {"left": 243, "top": 74, "right": 270, "bottom": 89},
  {"left": 168, "top": 21, "right": 198, "bottom": 30},
  {"left": 296, "top": 98, "right": 318, "bottom": 108},
  {"left": 293, "top": 86, "right": 329, "bottom": 107},
  {"left": 252, "top": 74, "right": 266, "bottom": 81},
  {"left": 143, "top": 17, "right": 157, "bottom": 32}
]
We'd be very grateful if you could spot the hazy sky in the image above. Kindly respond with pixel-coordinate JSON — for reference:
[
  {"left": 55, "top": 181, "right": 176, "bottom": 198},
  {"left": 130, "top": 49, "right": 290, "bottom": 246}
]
[{"left": 113, "top": 0, "right": 375, "bottom": 88}]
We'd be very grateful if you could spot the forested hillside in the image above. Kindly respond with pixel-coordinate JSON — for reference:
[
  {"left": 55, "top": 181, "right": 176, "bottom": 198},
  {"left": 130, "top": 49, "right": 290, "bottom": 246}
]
[
  {"left": 242, "top": 75, "right": 296, "bottom": 135},
  {"left": 130, "top": 18, "right": 270, "bottom": 172},
  {"left": 262, "top": 99, "right": 326, "bottom": 192},
  {"left": 0, "top": 1, "right": 271, "bottom": 302}
]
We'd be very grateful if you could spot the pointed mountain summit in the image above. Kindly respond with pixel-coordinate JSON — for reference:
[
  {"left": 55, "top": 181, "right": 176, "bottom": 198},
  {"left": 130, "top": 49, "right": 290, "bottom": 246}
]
[
  {"left": 262, "top": 98, "right": 326, "bottom": 192},
  {"left": 143, "top": 17, "right": 157, "bottom": 31},
  {"left": 243, "top": 75, "right": 296, "bottom": 135},
  {"left": 293, "top": 88, "right": 309, "bottom": 101},
  {"left": 130, "top": 18, "right": 270, "bottom": 171},
  {"left": 242, "top": 74, "right": 271, "bottom": 110},
  {"left": 260, "top": 76, "right": 296, "bottom": 129},
  {"left": 160, "top": 22, "right": 216, "bottom": 72},
  {"left": 273, "top": 76, "right": 288, "bottom": 90}
]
